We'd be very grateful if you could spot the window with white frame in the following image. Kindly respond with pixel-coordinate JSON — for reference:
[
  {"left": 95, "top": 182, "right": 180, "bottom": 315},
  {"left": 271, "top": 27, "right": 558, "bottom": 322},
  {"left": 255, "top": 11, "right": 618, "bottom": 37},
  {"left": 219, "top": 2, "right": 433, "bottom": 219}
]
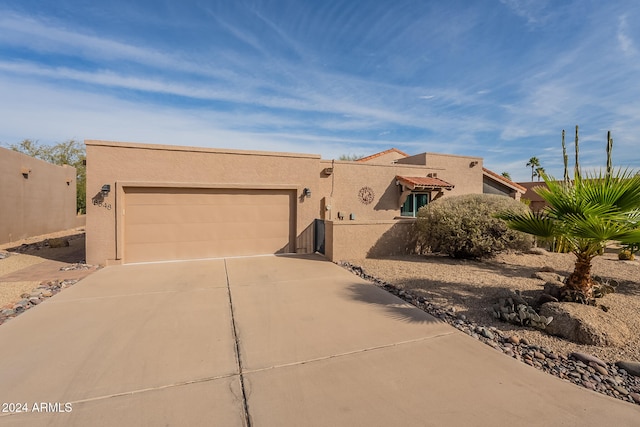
[{"left": 400, "top": 193, "right": 430, "bottom": 217}]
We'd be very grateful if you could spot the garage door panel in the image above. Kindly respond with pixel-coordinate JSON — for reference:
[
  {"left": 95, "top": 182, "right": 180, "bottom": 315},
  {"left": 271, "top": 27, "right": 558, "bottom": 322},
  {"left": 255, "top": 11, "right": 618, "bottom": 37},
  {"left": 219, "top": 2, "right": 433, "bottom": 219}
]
[
  {"left": 123, "top": 188, "right": 295, "bottom": 263},
  {"left": 127, "top": 205, "right": 248, "bottom": 225}
]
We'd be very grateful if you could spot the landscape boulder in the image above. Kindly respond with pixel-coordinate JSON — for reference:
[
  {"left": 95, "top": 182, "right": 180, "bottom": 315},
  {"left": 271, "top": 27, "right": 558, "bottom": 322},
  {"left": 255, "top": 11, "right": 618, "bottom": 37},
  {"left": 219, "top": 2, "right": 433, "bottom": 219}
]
[
  {"left": 531, "top": 271, "right": 564, "bottom": 283},
  {"left": 540, "top": 302, "right": 630, "bottom": 346},
  {"left": 543, "top": 282, "right": 563, "bottom": 299}
]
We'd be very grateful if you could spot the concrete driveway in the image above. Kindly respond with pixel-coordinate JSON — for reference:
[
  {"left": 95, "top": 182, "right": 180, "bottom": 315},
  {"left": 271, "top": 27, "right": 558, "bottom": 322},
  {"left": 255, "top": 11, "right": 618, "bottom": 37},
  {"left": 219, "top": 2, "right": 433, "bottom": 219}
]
[{"left": 0, "top": 255, "right": 638, "bottom": 426}]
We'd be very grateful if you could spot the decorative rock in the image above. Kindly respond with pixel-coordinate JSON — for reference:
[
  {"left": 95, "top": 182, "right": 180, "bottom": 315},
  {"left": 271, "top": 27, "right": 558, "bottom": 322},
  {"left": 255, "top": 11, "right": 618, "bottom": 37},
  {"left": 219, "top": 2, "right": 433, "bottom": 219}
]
[
  {"left": 543, "top": 282, "right": 564, "bottom": 299},
  {"left": 338, "top": 261, "right": 640, "bottom": 408},
  {"left": 528, "top": 247, "right": 548, "bottom": 255},
  {"left": 541, "top": 303, "right": 631, "bottom": 346},
  {"left": 532, "top": 271, "right": 564, "bottom": 283},
  {"left": 591, "top": 363, "right": 608, "bottom": 376},
  {"left": 615, "top": 361, "right": 640, "bottom": 378},
  {"left": 481, "top": 328, "right": 495, "bottom": 340},
  {"left": 570, "top": 353, "right": 607, "bottom": 368},
  {"left": 613, "top": 385, "right": 629, "bottom": 395},
  {"left": 536, "top": 293, "right": 559, "bottom": 305}
]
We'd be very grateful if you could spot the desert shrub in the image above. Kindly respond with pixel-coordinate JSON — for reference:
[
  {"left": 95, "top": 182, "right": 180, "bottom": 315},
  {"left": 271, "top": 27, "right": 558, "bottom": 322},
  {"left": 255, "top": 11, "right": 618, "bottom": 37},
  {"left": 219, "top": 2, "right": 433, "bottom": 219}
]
[{"left": 416, "top": 194, "right": 533, "bottom": 258}]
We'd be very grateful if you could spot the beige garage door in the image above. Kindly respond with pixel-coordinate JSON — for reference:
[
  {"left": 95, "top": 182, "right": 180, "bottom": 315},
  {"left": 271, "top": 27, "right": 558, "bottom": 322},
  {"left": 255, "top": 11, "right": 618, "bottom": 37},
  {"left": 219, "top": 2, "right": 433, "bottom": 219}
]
[{"left": 123, "top": 187, "right": 295, "bottom": 263}]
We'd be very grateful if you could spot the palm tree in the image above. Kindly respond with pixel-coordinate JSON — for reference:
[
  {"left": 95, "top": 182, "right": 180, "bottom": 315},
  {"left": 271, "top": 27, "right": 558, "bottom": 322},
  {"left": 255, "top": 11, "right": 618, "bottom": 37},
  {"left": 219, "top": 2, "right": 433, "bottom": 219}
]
[
  {"left": 499, "top": 134, "right": 640, "bottom": 301},
  {"left": 534, "top": 167, "right": 545, "bottom": 181},
  {"left": 501, "top": 171, "right": 511, "bottom": 180},
  {"left": 526, "top": 157, "right": 540, "bottom": 181}
]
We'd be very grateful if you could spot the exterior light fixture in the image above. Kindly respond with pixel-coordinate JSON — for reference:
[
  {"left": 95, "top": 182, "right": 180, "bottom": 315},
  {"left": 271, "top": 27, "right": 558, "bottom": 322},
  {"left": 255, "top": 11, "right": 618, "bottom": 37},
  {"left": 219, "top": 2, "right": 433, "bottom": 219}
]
[
  {"left": 101, "top": 184, "right": 111, "bottom": 197},
  {"left": 469, "top": 161, "right": 479, "bottom": 167},
  {"left": 303, "top": 188, "right": 312, "bottom": 198}
]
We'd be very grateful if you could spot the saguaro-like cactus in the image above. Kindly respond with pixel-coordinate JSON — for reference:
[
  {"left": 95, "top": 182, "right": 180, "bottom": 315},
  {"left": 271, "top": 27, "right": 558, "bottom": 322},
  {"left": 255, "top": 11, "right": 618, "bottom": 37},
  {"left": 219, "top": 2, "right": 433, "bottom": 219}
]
[
  {"left": 606, "top": 130, "right": 613, "bottom": 178},
  {"left": 574, "top": 125, "right": 580, "bottom": 180},
  {"left": 562, "top": 129, "right": 569, "bottom": 183}
]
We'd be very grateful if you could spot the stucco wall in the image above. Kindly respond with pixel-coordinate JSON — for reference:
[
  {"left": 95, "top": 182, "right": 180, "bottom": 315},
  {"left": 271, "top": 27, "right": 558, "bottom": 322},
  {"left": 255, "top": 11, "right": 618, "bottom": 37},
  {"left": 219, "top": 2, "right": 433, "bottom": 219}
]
[
  {"left": 86, "top": 140, "right": 321, "bottom": 265},
  {"left": 418, "top": 153, "right": 483, "bottom": 196},
  {"left": 0, "top": 147, "right": 77, "bottom": 244},
  {"left": 318, "top": 160, "right": 435, "bottom": 221},
  {"left": 325, "top": 219, "right": 417, "bottom": 261}
]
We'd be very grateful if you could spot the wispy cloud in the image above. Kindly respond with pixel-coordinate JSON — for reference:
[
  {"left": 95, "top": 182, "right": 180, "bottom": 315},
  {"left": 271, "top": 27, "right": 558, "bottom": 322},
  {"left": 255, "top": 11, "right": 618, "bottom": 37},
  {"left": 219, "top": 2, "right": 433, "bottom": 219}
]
[
  {"left": 617, "top": 15, "right": 637, "bottom": 55},
  {"left": 1, "top": 1, "right": 640, "bottom": 183},
  {"left": 498, "top": 0, "right": 553, "bottom": 25}
]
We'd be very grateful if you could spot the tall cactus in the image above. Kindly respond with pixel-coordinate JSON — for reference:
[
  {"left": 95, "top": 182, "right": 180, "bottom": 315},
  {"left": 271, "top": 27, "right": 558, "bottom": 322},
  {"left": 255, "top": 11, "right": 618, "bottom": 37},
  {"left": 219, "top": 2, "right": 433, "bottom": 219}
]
[
  {"left": 562, "top": 129, "right": 569, "bottom": 183},
  {"left": 574, "top": 125, "right": 580, "bottom": 180},
  {"left": 606, "top": 130, "right": 613, "bottom": 178}
]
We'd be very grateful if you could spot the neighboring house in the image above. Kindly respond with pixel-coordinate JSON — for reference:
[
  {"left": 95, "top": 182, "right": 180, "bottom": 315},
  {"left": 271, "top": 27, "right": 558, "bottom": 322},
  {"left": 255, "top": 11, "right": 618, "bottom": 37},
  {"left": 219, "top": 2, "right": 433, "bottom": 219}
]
[
  {"left": 84, "top": 141, "right": 516, "bottom": 265},
  {"left": 0, "top": 146, "right": 78, "bottom": 244},
  {"left": 518, "top": 182, "right": 549, "bottom": 212},
  {"left": 482, "top": 168, "right": 526, "bottom": 201},
  {"left": 356, "top": 148, "right": 409, "bottom": 164}
]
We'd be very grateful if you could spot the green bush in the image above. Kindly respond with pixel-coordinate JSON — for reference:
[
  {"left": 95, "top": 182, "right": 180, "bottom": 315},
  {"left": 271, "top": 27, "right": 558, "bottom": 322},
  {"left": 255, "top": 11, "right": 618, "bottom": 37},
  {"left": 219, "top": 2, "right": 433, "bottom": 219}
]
[{"left": 416, "top": 194, "right": 533, "bottom": 259}]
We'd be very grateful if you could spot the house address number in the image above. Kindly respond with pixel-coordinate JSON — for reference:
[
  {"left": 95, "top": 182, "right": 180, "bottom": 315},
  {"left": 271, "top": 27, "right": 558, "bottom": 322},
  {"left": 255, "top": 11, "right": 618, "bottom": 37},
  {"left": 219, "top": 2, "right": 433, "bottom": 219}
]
[{"left": 93, "top": 199, "right": 112, "bottom": 210}]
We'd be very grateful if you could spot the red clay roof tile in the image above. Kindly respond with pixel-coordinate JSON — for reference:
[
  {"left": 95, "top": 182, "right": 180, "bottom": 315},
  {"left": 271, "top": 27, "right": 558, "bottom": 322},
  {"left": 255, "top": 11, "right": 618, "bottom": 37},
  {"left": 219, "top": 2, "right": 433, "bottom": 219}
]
[{"left": 396, "top": 175, "right": 455, "bottom": 189}]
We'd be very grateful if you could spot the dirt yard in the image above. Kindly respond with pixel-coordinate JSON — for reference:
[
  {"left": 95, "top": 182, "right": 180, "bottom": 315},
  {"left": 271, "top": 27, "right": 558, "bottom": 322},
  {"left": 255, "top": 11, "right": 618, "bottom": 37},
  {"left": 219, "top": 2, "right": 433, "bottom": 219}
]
[
  {"left": 0, "top": 228, "right": 89, "bottom": 308},
  {"left": 353, "top": 250, "right": 640, "bottom": 364}
]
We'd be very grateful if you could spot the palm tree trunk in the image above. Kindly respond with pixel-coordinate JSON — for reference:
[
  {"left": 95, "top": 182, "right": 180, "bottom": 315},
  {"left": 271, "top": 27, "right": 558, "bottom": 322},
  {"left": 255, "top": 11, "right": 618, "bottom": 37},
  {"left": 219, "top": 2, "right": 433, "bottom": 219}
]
[{"left": 565, "top": 254, "right": 594, "bottom": 299}]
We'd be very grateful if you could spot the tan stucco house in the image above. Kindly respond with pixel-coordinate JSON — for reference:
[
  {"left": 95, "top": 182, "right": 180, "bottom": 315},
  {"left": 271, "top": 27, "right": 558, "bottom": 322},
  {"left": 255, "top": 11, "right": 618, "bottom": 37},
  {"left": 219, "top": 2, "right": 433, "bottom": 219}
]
[
  {"left": 85, "top": 141, "right": 523, "bottom": 265},
  {"left": 0, "top": 146, "right": 78, "bottom": 244}
]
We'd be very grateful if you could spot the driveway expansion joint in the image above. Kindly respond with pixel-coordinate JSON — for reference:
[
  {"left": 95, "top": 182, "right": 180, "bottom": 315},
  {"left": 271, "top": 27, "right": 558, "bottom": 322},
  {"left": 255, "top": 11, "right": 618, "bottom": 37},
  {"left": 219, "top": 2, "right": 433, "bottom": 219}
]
[
  {"left": 244, "top": 331, "right": 457, "bottom": 375},
  {"left": 225, "top": 258, "right": 252, "bottom": 427},
  {"left": 0, "top": 373, "right": 240, "bottom": 418}
]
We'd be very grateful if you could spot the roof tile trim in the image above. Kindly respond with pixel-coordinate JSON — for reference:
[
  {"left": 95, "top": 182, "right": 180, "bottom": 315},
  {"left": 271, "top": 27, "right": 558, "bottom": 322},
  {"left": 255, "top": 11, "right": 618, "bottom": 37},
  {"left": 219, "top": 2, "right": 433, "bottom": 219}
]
[
  {"left": 482, "top": 168, "right": 527, "bottom": 193},
  {"left": 356, "top": 148, "right": 409, "bottom": 162}
]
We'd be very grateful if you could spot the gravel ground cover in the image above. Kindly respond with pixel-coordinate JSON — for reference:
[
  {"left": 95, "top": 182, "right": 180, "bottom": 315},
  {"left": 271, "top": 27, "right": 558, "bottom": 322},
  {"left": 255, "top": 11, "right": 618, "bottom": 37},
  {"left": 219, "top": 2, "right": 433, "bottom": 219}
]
[{"left": 342, "top": 250, "right": 640, "bottom": 405}]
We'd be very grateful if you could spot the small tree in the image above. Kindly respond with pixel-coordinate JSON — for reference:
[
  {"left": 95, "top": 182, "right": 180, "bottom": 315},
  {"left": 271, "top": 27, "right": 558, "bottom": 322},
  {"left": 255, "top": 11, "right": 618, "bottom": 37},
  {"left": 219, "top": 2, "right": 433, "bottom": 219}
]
[
  {"left": 338, "top": 154, "right": 363, "bottom": 161},
  {"left": 10, "top": 139, "right": 86, "bottom": 214},
  {"left": 499, "top": 130, "right": 640, "bottom": 301}
]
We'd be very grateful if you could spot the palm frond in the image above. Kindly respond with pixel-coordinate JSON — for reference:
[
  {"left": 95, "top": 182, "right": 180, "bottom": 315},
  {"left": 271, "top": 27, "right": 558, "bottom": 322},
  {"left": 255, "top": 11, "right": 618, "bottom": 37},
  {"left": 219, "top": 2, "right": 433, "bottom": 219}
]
[
  {"left": 618, "top": 229, "right": 640, "bottom": 245},
  {"left": 496, "top": 211, "right": 558, "bottom": 238}
]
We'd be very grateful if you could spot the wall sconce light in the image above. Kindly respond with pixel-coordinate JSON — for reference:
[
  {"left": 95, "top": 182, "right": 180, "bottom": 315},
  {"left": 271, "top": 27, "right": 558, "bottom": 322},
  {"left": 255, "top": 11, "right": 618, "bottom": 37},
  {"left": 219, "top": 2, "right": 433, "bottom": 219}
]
[
  {"left": 21, "top": 167, "right": 31, "bottom": 178},
  {"left": 303, "top": 188, "right": 312, "bottom": 198},
  {"left": 101, "top": 184, "right": 111, "bottom": 197},
  {"left": 322, "top": 167, "right": 333, "bottom": 176},
  {"left": 469, "top": 161, "right": 479, "bottom": 167}
]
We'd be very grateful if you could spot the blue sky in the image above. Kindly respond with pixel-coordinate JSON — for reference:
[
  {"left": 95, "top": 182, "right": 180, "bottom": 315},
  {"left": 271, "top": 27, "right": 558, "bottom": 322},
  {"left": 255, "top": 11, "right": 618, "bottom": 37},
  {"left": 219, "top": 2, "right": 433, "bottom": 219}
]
[{"left": 1, "top": 0, "right": 639, "bottom": 181}]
